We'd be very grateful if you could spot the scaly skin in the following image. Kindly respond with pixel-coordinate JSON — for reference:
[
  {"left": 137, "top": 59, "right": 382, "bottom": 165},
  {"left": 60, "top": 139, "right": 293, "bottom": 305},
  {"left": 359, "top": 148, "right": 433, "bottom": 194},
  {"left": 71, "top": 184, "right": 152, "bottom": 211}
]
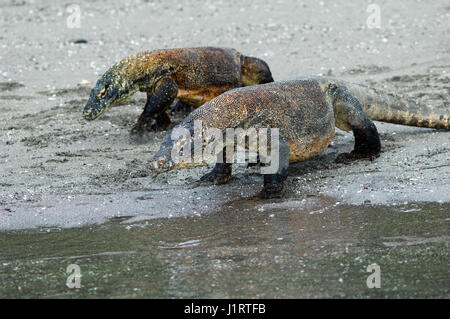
[
  {"left": 82, "top": 47, "right": 273, "bottom": 135},
  {"left": 303, "top": 76, "right": 450, "bottom": 130},
  {"left": 150, "top": 76, "right": 449, "bottom": 199}
]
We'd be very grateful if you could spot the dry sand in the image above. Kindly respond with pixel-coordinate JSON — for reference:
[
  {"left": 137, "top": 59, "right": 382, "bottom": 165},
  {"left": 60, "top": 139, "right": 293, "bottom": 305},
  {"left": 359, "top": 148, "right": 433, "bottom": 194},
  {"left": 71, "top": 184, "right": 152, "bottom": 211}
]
[{"left": 0, "top": 0, "right": 449, "bottom": 230}]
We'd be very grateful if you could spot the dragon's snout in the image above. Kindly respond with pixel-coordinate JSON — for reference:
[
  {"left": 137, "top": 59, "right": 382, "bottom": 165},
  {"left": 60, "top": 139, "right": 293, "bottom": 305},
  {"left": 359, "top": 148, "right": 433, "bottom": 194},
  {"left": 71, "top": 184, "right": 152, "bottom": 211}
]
[
  {"left": 151, "top": 157, "right": 165, "bottom": 169},
  {"left": 151, "top": 156, "right": 174, "bottom": 172},
  {"left": 83, "top": 97, "right": 108, "bottom": 121},
  {"left": 82, "top": 107, "right": 94, "bottom": 120}
]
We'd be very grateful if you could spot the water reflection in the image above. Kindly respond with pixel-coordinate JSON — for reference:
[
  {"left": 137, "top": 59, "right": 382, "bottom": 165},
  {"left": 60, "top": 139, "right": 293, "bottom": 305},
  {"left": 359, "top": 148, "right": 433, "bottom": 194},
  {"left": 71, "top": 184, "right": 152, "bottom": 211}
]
[{"left": 0, "top": 199, "right": 448, "bottom": 298}]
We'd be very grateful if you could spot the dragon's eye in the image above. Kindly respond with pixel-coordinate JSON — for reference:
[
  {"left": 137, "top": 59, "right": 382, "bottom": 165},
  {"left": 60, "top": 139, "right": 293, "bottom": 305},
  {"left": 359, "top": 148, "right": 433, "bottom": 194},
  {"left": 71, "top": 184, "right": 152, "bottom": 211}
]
[{"left": 97, "top": 87, "right": 106, "bottom": 98}]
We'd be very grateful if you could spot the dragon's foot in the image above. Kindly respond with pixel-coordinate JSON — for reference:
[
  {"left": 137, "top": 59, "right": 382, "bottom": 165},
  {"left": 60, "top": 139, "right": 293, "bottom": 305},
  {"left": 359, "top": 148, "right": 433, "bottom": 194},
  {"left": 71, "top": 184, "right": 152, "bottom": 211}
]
[
  {"left": 130, "top": 120, "right": 148, "bottom": 136},
  {"left": 335, "top": 151, "right": 380, "bottom": 164},
  {"left": 130, "top": 113, "right": 171, "bottom": 136},
  {"left": 258, "top": 184, "right": 283, "bottom": 199},
  {"left": 199, "top": 165, "right": 232, "bottom": 185}
]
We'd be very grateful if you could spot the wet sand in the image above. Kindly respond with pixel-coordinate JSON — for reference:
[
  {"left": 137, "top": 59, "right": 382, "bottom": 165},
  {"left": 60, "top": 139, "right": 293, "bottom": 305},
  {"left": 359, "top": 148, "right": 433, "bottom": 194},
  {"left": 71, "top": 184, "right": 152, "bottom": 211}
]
[
  {"left": 0, "top": 0, "right": 449, "bottom": 230},
  {"left": 0, "top": 202, "right": 448, "bottom": 298}
]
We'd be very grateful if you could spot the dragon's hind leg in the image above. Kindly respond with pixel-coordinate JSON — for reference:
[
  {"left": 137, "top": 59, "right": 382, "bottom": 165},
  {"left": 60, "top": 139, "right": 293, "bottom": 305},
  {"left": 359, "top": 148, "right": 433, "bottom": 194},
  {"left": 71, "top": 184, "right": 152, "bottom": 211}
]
[
  {"left": 331, "top": 86, "right": 381, "bottom": 163},
  {"left": 240, "top": 56, "right": 274, "bottom": 86}
]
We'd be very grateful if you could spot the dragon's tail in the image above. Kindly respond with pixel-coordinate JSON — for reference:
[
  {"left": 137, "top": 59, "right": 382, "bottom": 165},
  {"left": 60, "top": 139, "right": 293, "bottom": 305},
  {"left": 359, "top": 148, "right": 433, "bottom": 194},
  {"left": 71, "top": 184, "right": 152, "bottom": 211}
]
[{"left": 315, "top": 76, "right": 449, "bottom": 130}]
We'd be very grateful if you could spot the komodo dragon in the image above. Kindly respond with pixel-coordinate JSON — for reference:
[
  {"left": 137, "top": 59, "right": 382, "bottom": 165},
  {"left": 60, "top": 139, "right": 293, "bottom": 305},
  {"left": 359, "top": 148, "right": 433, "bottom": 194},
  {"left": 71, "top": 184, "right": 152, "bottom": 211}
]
[
  {"left": 149, "top": 75, "right": 449, "bottom": 199},
  {"left": 82, "top": 47, "right": 273, "bottom": 135}
]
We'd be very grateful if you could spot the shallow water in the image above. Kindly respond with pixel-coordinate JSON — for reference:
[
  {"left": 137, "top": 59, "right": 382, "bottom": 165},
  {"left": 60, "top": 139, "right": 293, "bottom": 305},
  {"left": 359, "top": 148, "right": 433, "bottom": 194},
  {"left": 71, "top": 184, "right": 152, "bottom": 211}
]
[{"left": 0, "top": 199, "right": 448, "bottom": 298}]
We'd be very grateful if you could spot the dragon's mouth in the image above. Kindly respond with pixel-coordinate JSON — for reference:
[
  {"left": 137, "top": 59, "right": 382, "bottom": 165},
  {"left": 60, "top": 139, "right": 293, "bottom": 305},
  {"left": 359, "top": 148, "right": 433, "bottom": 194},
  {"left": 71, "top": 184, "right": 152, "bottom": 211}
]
[
  {"left": 151, "top": 158, "right": 171, "bottom": 172},
  {"left": 82, "top": 108, "right": 95, "bottom": 120},
  {"left": 83, "top": 103, "right": 112, "bottom": 120}
]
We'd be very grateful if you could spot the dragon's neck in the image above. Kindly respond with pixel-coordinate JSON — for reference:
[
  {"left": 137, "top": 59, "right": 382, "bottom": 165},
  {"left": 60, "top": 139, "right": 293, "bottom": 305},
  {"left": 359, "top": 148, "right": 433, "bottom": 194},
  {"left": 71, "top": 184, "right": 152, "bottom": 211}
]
[{"left": 112, "top": 51, "right": 160, "bottom": 90}]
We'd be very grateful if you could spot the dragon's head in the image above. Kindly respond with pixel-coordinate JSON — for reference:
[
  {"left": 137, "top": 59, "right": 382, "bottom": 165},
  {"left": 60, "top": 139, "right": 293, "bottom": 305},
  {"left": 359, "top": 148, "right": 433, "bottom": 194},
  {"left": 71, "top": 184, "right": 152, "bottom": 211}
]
[
  {"left": 150, "top": 121, "right": 206, "bottom": 172},
  {"left": 83, "top": 70, "right": 135, "bottom": 120},
  {"left": 150, "top": 132, "right": 178, "bottom": 173}
]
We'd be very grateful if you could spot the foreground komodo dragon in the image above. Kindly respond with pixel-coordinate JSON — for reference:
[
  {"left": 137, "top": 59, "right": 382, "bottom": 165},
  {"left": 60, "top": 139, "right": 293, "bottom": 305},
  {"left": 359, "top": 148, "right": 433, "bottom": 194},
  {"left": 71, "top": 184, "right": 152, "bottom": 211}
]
[
  {"left": 82, "top": 47, "right": 273, "bottom": 135},
  {"left": 150, "top": 75, "right": 449, "bottom": 199}
]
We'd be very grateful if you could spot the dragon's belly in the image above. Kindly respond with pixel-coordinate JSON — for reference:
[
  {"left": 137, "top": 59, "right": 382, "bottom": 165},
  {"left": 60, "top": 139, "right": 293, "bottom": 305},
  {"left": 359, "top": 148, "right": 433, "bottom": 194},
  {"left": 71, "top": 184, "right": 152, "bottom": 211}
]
[
  {"left": 285, "top": 115, "right": 336, "bottom": 163},
  {"left": 177, "top": 86, "right": 236, "bottom": 107},
  {"left": 288, "top": 128, "right": 335, "bottom": 163}
]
